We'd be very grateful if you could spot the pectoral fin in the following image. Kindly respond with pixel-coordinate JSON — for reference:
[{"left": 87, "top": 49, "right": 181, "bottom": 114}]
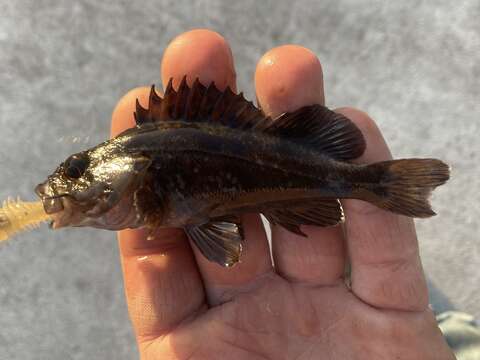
[
  {"left": 185, "top": 217, "right": 244, "bottom": 267},
  {"left": 263, "top": 199, "right": 344, "bottom": 236}
]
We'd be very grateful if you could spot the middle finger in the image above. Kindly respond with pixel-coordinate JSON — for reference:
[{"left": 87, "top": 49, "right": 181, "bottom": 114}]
[{"left": 255, "top": 45, "right": 346, "bottom": 286}]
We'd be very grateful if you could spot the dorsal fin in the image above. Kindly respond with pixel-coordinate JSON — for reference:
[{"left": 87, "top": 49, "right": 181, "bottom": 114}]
[
  {"left": 266, "top": 105, "right": 366, "bottom": 160},
  {"left": 134, "top": 76, "right": 266, "bottom": 128},
  {"left": 133, "top": 77, "right": 365, "bottom": 160}
]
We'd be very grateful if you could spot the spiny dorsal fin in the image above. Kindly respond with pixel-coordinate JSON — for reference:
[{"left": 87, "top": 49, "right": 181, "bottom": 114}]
[
  {"left": 134, "top": 76, "right": 267, "bottom": 128},
  {"left": 134, "top": 77, "right": 365, "bottom": 161}
]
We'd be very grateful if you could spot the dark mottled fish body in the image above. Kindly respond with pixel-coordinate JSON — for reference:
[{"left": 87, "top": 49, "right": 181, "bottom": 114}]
[
  {"left": 35, "top": 78, "right": 450, "bottom": 266},
  {"left": 121, "top": 122, "right": 348, "bottom": 219}
]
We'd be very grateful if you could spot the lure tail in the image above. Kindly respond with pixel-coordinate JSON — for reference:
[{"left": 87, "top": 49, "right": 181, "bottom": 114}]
[
  {"left": 359, "top": 159, "right": 450, "bottom": 217},
  {"left": 0, "top": 198, "right": 50, "bottom": 242}
]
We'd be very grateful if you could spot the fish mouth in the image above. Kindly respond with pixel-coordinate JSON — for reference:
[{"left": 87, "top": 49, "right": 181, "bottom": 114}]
[
  {"left": 34, "top": 180, "right": 141, "bottom": 230},
  {"left": 34, "top": 182, "right": 72, "bottom": 229}
]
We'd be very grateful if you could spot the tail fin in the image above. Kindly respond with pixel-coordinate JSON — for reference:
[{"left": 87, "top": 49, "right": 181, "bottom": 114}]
[{"left": 363, "top": 159, "right": 450, "bottom": 218}]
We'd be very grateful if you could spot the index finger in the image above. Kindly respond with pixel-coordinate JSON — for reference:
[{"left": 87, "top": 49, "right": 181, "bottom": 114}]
[{"left": 112, "top": 87, "right": 205, "bottom": 341}]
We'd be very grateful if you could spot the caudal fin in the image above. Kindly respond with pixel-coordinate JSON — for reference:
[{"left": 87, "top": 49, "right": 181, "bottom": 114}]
[{"left": 365, "top": 159, "right": 450, "bottom": 218}]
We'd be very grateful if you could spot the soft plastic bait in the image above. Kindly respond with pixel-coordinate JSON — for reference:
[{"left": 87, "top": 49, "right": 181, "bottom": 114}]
[{"left": 0, "top": 198, "right": 51, "bottom": 242}]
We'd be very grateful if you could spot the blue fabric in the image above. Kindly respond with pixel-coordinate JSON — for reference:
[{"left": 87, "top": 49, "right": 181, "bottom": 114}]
[{"left": 438, "top": 312, "right": 480, "bottom": 360}]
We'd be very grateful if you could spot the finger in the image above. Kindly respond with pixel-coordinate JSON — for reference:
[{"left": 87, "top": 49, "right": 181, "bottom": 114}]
[
  {"left": 161, "top": 29, "right": 272, "bottom": 306},
  {"left": 337, "top": 107, "right": 429, "bottom": 311},
  {"left": 161, "top": 29, "right": 236, "bottom": 91},
  {"left": 255, "top": 45, "right": 346, "bottom": 285},
  {"left": 112, "top": 87, "right": 205, "bottom": 340}
]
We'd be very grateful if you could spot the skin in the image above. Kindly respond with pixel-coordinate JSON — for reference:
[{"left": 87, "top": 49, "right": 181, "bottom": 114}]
[{"left": 110, "top": 29, "right": 455, "bottom": 359}]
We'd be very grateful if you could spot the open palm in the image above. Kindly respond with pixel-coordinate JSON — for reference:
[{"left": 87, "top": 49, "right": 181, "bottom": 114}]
[{"left": 110, "top": 30, "right": 454, "bottom": 359}]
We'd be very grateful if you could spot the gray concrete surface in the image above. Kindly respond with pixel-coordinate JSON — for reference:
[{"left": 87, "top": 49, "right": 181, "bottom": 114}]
[{"left": 0, "top": 0, "right": 478, "bottom": 358}]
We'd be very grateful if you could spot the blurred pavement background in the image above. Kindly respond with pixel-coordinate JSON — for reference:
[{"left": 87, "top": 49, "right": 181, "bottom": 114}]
[{"left": 0, "top": 0, "right": 479, "bottom": 358}]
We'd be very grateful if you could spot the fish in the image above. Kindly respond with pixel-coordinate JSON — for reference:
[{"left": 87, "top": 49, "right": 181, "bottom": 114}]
[{"left": 34, "top": 77, "right": 450, "bottom": 267}]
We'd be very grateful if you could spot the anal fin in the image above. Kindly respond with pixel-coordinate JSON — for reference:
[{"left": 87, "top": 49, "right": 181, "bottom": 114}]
[
  {"left": 263, "top": 198, "right": 344, "bottom": 236},
  {"left": 185, "top": 217, "right": 244, "bottom": 267}
]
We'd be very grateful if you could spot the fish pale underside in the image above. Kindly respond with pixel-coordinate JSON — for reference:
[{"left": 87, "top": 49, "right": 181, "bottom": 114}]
[{"left": 30, "top": 76, "right": 449, "bottom": 267}]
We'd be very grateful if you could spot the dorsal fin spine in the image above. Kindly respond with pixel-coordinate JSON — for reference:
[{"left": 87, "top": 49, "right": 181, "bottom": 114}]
[
  {"left": 184, "top": 78, "right": 201, "bottom": 121},
  {"left": 173, "top": 76, "right": 188, "bottom": 119},
  {"left": 161, "top": 78, "right": 175, "bottom": 120},
  {"left": 135, "top": 98, "right": 149, "bottom": 125}
]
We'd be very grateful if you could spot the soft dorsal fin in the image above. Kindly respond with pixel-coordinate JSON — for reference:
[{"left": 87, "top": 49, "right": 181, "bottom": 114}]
[
  {"left": 265, "top": 106, "right": 366, "bottom": 160},
  {"left": 134, "top": 77, "right": 365, "bottom": 161}
]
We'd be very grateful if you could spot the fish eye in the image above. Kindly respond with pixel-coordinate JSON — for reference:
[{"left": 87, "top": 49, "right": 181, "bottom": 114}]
[{"left": 64, "top": 153, "right": 89, "bottom": 179}]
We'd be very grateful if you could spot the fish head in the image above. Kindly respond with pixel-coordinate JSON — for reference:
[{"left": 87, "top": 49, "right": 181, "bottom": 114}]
[{"left": 35, "top": 141, "right": 151, "bottom": 230}]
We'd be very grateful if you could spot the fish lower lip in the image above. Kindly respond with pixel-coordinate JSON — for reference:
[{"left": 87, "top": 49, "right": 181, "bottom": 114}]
[
  {"left": 49, "top": 217, "right": 66, "bottom": 229},
  {"left": 47, "top": 202, "right": 72, "bottom": 228}
]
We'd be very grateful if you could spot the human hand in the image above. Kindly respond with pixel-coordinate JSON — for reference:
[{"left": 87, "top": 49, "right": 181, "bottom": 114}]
[{"left": 111, "top": 29, "right": 455, "bottom": 359}]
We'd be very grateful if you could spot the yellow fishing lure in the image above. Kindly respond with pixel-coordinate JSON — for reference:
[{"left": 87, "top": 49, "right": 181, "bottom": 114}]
[{"left": 0, "top": 198, "right": 50, "bottom": 242}]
